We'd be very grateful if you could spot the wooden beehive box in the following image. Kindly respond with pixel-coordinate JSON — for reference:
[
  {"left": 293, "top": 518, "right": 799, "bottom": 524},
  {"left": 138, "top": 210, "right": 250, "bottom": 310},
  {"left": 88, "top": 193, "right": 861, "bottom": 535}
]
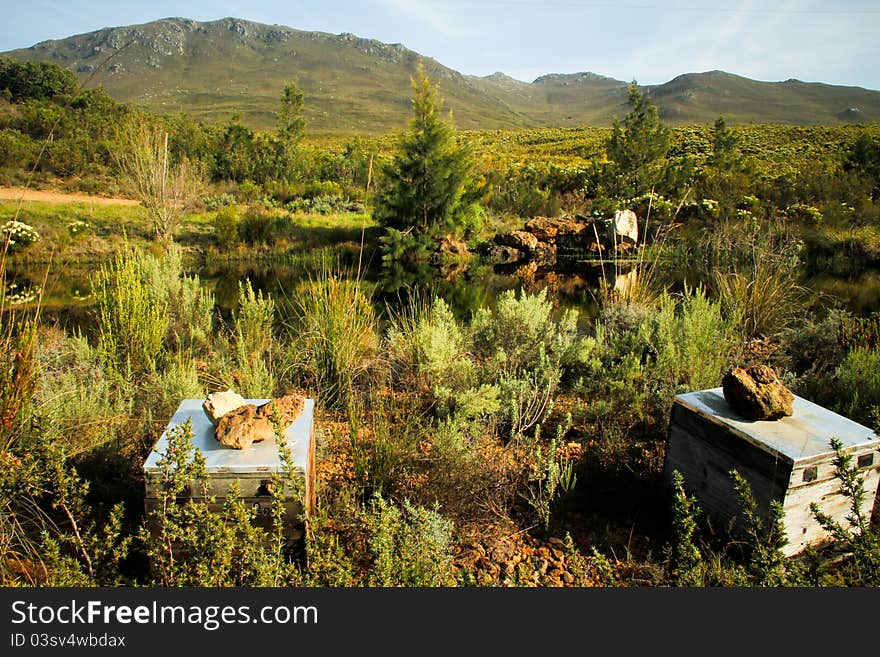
[
  {"left": 665, "top": 388, "right": 880, "bottom": 557},
  {"left": 143, "top": 398, "right": 316, "bottom": 540}
]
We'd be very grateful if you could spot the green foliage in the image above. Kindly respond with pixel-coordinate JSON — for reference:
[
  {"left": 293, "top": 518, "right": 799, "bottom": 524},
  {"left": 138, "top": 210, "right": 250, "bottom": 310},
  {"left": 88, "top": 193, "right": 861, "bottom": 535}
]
[
  {"left": 367, "top": 495, "right": 457, "bottom": 586},
  {"left": 92, "top": 246, "right": 168, "bottom": 377},
  {"left": 650, "top": 285, "right": 738, "bottom": 391},
  {"left": 524, "top": 416, "right": 576, "bottom": 532},
  {"left": 236, "top": 207, "right": 285, "bottom": 245},
  {"left": 669, "top": 471, "right": 703, "bottom": 586},
  {"left": 386, "top": 295, "right": 474, "bottom": 394},
  {"left": 277, "top": 80, "right": 306, "bottom": 142},
  {"left": 227, "top": 280, "right": 277, "bottom": 398},
  {"left": 833, "top": 348, "right": 880, "bottom": 427},
  {"left": 605, "top": 83, "right": 671, "bottom": 196},
  {"left": 139, "top": 419, "right": 301, "bottom": 586},
  {"left": 1, "top": 220, "right": 41, "bottom": 251},
  {"left": 731, "top": 470, "right": 788, "bottom": 586},
  {"left": 212, "top": 205, "right": 241, "bottom": 247},
  {"left": 712, "top": 228, "right": 805, "bottom": 340},
  {"left": 844, "top": 131, "right": 880, "bottom": 198},
  {"left": 810, "top": 438, "right": 880, "bottom": 586},
  {"left": 0, "top": 57, "right": 78, "bottom": 102},
  {"left": 288, "top": 270, "right": 377, "bottom": 409},
  {"left": 707, "top": 116, "right": 742, "bottom": 171},
  {"left": 373, "top": 62, "right": 477, "bottom": 240},
  {"left": 786, "top": 203, "right": 823, "bottom": 225}
]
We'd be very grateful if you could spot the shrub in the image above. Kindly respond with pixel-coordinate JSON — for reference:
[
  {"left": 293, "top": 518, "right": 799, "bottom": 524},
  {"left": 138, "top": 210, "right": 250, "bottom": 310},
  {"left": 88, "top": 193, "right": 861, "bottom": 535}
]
[
  {"left": 92, "top": 246, "right": 168, "bottom": 377},
  {"left": 139, "top": 419, "right": 300, "bottom": 586},
  {"left": 833, "top": 348, "right": 880, "bottom": 426},
  {"left": 471, "top": 287, "right": 578, "bottom": 377},
  {"left": 669, "top": 470, "right": 703, "bottom": 586},
  {"left": 237, "top": 207, "right": 285, "bottom": 245},
  {"left": 650, "top": 285, "right": 738, "bottom": 391},
  {"left": 786, "top": 203, "right": 823, "bottom": 225},
  {"left": 1, "top": 219, "right": 40, "bottom": 250},
  {"left": 288, "top": 271, "right": 378, "bottom": 409},
  {"left": 224, "top": 280, "right": 277, "bottom": 398},
  {"left": 810, "top": 438, "right": 880, "bottom": 586},
  {"left": 713, "top": 240, "right": 805, "bottom": 340},
  {"left": 212, "top": 205, "right": 241, "bottom": 247},
  {"left": 367, "top": 495, "right": 457, "bottom": 586},
  {"left": 386, "top": 296, "right": 474, "bottom": 395},
  {"left": 203, "top": 192, "right": 236, "bottom": 211},
  {"left": 66, "top": 219, "right": 90, "bottom": 237},
  {"left": 235, "top": 180, "right": 262, "bottom": 204}
]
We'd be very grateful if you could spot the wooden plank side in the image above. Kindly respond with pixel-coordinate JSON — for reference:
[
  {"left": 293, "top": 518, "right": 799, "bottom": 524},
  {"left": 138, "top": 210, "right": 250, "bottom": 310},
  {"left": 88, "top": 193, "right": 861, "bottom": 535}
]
[
  {"left": 670, "top": 402, "right": 794, "bottom": 475},
  {"left": 143, "top": 496, "right": 305, "bottom": 541},
  {"left": 666, "top": 424, "right": 791, "bottom": 532},
  {"left": 145, "top": 472, "right": 305, "bottom": 499}
]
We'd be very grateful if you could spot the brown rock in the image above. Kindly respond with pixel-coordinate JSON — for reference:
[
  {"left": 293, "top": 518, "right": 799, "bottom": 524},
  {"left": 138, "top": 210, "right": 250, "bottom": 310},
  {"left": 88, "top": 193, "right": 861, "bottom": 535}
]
[
  {"left": 527, "top": 214, "right": 588, "bottom": 240},
  {"left": 215, "top": 404, "right": 263, "bottom": 450},
  {"left": 722, "top": 365, "right": 794, "bottom": 421},
  {"left": 214, "top": 394, "right": 306, "bottom": 450},
  {"left": 494, "top": 230, "right": 539, "bottom": 253},
  {"left": 432, "top": 234, "right": 470, "bottom": 265},
  {"left": 562, "top": 571, "right": 575, "bottom": 584},
  {"left": 262, "top": 394, "right": 306, "bottom": 427}
]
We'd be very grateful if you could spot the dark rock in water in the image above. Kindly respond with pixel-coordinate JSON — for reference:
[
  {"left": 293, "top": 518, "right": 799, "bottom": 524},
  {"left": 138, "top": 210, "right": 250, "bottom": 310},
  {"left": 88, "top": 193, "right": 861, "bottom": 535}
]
[
  {"left": 533, "top": 242, "right": 557, "bottom": 267},
  {"left": 488, "top": 245, "right": 525, "bottom": 264},
  {"left": 722, "top": 365, "right": 794, "bottom": 421}
]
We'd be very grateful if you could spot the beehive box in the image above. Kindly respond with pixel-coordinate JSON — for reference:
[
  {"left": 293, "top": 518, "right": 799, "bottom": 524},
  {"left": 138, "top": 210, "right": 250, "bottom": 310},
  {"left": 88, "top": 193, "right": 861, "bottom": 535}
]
[
  {"left": 665, "top": 388, "right": 880, "bottom": 556},
  {"left": 143, "top": 398, "right": 315, "bottom": 540}
]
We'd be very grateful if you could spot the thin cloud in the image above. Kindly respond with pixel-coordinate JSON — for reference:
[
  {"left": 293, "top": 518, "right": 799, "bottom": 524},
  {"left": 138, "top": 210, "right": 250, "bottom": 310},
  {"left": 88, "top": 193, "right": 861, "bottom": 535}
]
[{"left": 383, "top": 0, "right": 477, "bottom": 39}]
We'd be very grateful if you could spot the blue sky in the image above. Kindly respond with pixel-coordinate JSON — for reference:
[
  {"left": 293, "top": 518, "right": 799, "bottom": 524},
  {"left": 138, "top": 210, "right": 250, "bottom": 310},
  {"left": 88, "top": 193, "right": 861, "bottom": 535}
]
[{"left": 2, "top": 1, "right": 879, "bottom": 89}]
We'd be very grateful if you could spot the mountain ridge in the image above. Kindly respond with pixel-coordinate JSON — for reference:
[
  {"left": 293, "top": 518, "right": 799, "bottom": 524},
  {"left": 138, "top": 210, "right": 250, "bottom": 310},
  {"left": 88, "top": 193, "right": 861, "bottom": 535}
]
[{"left": 5, "top": 16, "right": 880, "bottom": 133}]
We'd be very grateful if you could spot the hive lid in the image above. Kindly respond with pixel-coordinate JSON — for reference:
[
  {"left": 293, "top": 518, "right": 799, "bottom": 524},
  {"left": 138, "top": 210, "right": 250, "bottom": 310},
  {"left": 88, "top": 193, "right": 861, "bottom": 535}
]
[
  {"left": 143, "top": 398, "right": 314, "bottom": 475},
  {"left": 675, "top": 388, "right": 879, "bottom": 464}
]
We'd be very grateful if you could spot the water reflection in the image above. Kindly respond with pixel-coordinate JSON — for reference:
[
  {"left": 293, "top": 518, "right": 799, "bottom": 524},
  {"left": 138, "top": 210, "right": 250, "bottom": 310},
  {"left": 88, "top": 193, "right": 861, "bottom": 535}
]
[{"left": 6, "top": 254, "right": 880, "bottom": 333}]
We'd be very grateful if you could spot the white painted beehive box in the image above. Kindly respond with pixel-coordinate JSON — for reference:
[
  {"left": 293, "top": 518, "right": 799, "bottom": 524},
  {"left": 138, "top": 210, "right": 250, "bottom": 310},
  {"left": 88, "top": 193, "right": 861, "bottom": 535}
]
[
  {"left": 665, "top": 388, "right": 880, "bottom": 557},
  {"left": 144, "top": 398, "right": 316, "bottom": 539}
]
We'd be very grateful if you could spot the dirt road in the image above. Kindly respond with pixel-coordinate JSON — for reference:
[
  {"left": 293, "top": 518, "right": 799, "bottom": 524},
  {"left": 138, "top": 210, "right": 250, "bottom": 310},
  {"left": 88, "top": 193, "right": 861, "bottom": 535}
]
[{"left": 0, "top": 186, "right": 140, "bottom": 206}]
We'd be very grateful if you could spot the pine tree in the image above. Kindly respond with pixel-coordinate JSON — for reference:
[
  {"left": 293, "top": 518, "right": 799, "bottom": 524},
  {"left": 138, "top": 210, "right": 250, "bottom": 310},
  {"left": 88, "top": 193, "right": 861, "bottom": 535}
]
[
  {"left": 605, "top": 82, "right": 670, "bottom": 196},
  {"left": 708, "top": 116, "right": 742, "bottom": 171},
  {"left": 278, "top": 80, "right": 306, "bottom": 142},
  {"left": 373, "top": 62, "right": 475, "bottom": 237}
]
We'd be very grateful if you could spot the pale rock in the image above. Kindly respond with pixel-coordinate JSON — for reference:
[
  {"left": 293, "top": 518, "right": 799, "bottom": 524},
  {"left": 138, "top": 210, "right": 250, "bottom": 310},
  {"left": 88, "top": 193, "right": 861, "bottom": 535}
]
[{"left": 203, "top": 389, "right": 247, "bottom": 425}]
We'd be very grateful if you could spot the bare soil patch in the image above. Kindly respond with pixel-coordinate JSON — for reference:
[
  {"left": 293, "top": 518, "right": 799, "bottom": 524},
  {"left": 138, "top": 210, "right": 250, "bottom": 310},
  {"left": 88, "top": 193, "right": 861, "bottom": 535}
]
[{"left": 0, "top": 186, "right": 139, "bottom": 206}]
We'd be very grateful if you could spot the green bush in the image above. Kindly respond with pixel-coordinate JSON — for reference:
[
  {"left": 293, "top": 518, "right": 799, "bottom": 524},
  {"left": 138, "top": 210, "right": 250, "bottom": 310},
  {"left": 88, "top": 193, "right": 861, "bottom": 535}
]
[
  {"left": 386, "top": 296, "right": 474, "bottom": 395},
  {"left": 367, "top": 495, "right": 457, "bottom": 586},
  {"left": 212, "top": 205, "right": 241, "bottom": 247},
  {"left": 92, "top": 246, "right": 168, "bottom": 377},
  {"left": 834, "top": 347, "right": 880, "bottom": 426},
  {"left": 237, "top": 208, "right": 285, "bottom": 245},
  {"left": 288, "top": 272, "right": 377, "bottom": 409},
  {"left": 786, "top": 203, "right": 823, "bottom": 225},
  {"left": 139, "top": 419, "right": 300, "bottom": 586}
]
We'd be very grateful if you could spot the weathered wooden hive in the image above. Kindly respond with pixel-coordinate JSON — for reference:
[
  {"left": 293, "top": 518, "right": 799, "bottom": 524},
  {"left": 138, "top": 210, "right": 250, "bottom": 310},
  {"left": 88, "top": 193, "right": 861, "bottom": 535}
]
[
  {"left": 143, "top": 398, "right": 316, "bottom": 540},
  {"left": 665, "top": 388, "right": 880, "bottom": 556}
]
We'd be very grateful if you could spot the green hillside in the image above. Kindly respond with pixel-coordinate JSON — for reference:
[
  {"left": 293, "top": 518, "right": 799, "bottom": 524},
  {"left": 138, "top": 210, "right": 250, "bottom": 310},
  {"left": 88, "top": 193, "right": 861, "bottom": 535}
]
[{"left": 5, "top": 17, "right": 880, "bottom": 133}]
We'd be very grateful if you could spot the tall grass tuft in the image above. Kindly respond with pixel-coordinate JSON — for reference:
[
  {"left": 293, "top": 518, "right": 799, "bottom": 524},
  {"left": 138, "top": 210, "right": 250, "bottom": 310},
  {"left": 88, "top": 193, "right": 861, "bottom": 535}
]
[
  {"left": 228, "top": 280, "right": 277, "bottom": 398},
  {"left": 288, "top": 267, "right": 378, "bottom": 410},
  {"left": 711, "top": 220, "right": 805, "bottom": 340},
  {"left": 92, "top": 245, "right": 168, "bottom": 377}
]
